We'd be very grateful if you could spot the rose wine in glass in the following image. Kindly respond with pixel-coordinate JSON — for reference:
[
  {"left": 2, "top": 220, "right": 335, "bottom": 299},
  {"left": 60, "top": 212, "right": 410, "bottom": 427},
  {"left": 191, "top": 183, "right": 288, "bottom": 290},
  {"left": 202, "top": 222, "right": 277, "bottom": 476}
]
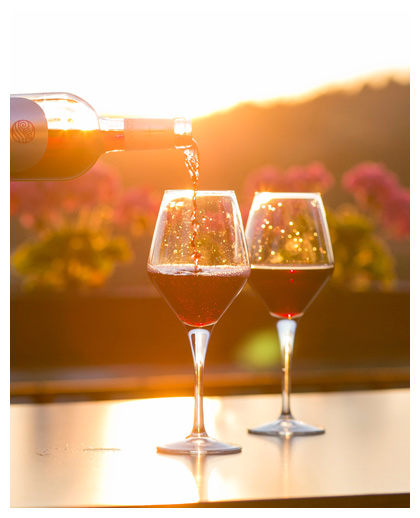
[
  {"left": 245, "top": 192, "right": 334, "bottom": 436},
  {"left": 148, "top": 190, "right": 250, "bottom": 454}
]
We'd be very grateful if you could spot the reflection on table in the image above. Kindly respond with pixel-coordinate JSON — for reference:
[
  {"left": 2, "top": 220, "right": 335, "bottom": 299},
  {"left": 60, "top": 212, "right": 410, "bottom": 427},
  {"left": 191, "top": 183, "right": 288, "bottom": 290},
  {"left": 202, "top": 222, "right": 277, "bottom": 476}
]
[{"left": 10, "top": 389, "right": 409, "bottom": 507}]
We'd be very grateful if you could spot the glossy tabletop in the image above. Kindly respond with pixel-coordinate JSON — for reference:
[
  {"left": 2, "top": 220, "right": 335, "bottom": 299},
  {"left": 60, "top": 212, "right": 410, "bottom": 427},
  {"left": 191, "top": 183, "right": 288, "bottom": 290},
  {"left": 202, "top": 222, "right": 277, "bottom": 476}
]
[{"left": 10, "top": 389, "right": 410, "bottom": 507}]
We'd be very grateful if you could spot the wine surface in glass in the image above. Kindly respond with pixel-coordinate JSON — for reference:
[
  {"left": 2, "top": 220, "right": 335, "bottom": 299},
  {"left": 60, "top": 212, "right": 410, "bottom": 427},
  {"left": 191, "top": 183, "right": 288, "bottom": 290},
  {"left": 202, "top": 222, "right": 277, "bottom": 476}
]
[
  {"left": 147, "top": 264, "right": 249, "bottom": 327},
  {"left": 249, "top": 265, "right": 334, "bottom": 319}
]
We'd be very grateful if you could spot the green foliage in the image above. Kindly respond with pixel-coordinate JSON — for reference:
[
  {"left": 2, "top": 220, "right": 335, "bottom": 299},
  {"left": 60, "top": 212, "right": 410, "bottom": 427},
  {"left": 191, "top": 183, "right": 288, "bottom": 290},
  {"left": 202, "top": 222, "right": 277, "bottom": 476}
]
[
  {"left": 12, "top": 228, "right": 131, "bottom": 293},
  {"left": 327, "top": 205, "right": 395, "bottom": 291},
  {"left": 10, "top": 164, "right": 159, "bottom": 293}
]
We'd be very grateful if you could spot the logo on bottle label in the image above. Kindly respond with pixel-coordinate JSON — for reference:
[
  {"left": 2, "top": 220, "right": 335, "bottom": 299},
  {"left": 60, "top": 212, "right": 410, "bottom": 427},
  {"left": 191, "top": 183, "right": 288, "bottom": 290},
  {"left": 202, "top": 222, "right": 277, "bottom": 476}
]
[
  {"left": 10, "top": 97, "right": 48, "bottom": 173},
  {"left": 11, "top": 120, "right": 36, "bottom": 143}
]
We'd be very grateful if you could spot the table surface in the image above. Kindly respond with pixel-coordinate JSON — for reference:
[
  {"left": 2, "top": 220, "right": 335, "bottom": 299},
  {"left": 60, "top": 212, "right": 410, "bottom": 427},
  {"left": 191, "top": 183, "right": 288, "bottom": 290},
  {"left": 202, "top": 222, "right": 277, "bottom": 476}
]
[{"left": 10, "top": 389, "right": 410, "bottom": 508}]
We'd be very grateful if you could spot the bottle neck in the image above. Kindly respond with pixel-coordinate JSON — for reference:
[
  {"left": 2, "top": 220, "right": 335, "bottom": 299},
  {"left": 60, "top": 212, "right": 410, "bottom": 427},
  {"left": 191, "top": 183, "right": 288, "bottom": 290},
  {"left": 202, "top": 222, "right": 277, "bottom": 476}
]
[{"left": 98, "top": 116, "right": 192, "bottom": 152}]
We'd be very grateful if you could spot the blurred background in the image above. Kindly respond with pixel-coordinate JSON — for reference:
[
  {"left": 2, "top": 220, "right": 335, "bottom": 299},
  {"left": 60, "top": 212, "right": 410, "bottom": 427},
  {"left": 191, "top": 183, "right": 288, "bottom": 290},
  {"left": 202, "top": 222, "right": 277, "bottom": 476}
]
[{"left": 9, "top": 3, "right": 410, "bottom": 401}]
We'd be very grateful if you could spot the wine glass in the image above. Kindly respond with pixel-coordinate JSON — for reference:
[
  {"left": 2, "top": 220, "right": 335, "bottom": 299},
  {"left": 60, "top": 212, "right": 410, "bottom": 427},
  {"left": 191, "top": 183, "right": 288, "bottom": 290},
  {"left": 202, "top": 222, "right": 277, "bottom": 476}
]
[
  {"left": 148, "top": 190, "right": 250, "bottom": 454},
  {"left": 245, "top": 192, "right": 334, "bottom": 436}
]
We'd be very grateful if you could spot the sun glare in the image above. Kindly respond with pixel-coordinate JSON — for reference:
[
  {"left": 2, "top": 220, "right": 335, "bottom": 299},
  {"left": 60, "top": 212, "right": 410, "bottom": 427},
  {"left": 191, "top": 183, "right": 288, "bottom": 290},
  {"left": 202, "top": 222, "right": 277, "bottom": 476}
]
[{"left": 9, "top": 7, "right": 410, "bottom": 119}]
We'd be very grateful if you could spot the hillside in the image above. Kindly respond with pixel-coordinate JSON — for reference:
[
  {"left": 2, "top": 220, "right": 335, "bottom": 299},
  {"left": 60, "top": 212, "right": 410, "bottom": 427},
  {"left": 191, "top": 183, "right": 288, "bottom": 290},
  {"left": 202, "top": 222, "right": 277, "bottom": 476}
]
[{"left": 101, "top": 79, "right": 410, "bottom": 210}]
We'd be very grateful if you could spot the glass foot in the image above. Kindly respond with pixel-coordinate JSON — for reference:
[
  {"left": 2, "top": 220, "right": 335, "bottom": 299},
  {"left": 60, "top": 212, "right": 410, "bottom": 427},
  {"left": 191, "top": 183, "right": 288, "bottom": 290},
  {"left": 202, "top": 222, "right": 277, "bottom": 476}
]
[
  {"left": 157, "top": 434, "right": 242, "bottom": 455},
  {"left": 248, "top": 416, "right": 325, "bottom": 437}
]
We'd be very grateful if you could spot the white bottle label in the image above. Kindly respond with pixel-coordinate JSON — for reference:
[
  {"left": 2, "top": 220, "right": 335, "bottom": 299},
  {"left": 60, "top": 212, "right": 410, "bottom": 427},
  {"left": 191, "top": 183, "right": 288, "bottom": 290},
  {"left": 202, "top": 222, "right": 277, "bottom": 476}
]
[
  {"left": 124, "top": 118, "right": 175, "bottom": 150},
  {"left": 10, "top": 97, "right": 48, "bottom": 173}
]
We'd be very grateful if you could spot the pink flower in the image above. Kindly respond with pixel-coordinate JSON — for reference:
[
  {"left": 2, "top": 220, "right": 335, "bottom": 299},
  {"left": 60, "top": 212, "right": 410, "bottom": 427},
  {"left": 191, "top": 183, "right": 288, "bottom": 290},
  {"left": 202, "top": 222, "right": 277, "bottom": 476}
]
[
  {"left": 41, "top": 162, "right": 121, "bottom": 212},
  {"left": 10, "top": 163, "right": 121, "bottom": 229},
  {"left": 342, "top": 162, "right": 400, "bottom": 210},
  {"left": 65, "top": 163, "right": 121, "bottom": 208},
  {"left": 342, "top": 162, "right": 409, "bottom": 240},
  {"left": 380, "top": 188, "right": 410, "bottom": 240},
  {"left": 282, "top": 162, "right": 335, "bottom": 193},
  {"left": 10, "top": 182, "right": 48, "bottom": 229},
  {"left": 10, "top": 182, "right": 44, "bottom": 216},
  {"left": 243, "top": 162, "right": 334, "bottom": 200},
  {"left": 243, "top": 165, "right": 285, "bottom": 200},
  {"left": 241, "top": 162, "right": 334, "bottom": 225},
  {"left": 114, "top": 186, "right": 159, "bottom": 234}
]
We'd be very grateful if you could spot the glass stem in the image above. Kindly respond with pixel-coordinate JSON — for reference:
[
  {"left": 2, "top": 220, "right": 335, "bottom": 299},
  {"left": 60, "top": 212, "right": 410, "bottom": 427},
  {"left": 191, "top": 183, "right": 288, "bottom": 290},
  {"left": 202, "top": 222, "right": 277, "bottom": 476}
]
[
  {"left": 188, "top": 328, "right": 211, "bottom": 437},
  {"left": 276, "top": 319, "right": 298, "bottom": 419}
]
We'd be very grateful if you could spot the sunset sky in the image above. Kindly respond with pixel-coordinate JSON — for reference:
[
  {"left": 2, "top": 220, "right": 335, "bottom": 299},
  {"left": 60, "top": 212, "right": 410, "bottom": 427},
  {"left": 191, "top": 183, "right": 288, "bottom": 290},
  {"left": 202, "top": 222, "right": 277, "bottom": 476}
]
[{"left": 9, "top": 2, "right": 410, "bottom": 119}]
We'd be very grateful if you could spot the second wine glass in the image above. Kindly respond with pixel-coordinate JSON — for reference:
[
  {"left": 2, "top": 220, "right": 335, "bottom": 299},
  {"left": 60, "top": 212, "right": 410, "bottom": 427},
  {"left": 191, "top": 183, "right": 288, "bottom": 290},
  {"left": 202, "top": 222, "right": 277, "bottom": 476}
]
[
  {"left": 148, "top": 190, "right": 250, "bottom": 454},
  {"left": 245, "top": 192, "right": 334, "bottom": 436}
]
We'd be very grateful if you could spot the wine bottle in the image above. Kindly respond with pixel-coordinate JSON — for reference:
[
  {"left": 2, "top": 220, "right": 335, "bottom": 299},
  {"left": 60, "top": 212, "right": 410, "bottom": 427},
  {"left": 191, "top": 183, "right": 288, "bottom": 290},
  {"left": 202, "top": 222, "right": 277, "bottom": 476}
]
[{"left": 10, "top": 92, "right": 193, "bottom": 181}]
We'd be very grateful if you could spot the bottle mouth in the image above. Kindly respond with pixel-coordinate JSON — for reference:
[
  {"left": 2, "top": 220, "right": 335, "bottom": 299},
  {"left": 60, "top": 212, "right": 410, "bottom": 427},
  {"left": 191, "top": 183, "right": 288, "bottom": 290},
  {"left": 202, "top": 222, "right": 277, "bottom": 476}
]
[{"left": 174, "top": 118, "right": 192, "bottom": 136}]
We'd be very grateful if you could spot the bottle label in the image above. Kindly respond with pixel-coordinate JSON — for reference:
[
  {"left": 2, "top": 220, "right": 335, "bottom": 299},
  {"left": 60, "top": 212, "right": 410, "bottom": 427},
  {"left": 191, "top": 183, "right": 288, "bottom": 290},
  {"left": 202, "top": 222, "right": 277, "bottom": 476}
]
[
  {"left": 10, "top": 97, "right": 48, "bottom": 173},
  {"left": 124, "top": 118, "right": 175, "bottom": 150}
]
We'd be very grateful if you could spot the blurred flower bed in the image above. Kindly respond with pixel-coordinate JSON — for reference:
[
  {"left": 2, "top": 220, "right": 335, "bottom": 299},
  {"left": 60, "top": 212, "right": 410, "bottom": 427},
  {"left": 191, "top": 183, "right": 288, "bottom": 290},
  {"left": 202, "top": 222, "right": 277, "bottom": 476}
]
[
  {"left": 10, "top": 163, "right": 159, "bottom": 293},
  {"left": 242, "top": 161, "right": 409, "bottom": 291},
  {"left": 10, "top": 160, "right": 409, "bottom": 294}
]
